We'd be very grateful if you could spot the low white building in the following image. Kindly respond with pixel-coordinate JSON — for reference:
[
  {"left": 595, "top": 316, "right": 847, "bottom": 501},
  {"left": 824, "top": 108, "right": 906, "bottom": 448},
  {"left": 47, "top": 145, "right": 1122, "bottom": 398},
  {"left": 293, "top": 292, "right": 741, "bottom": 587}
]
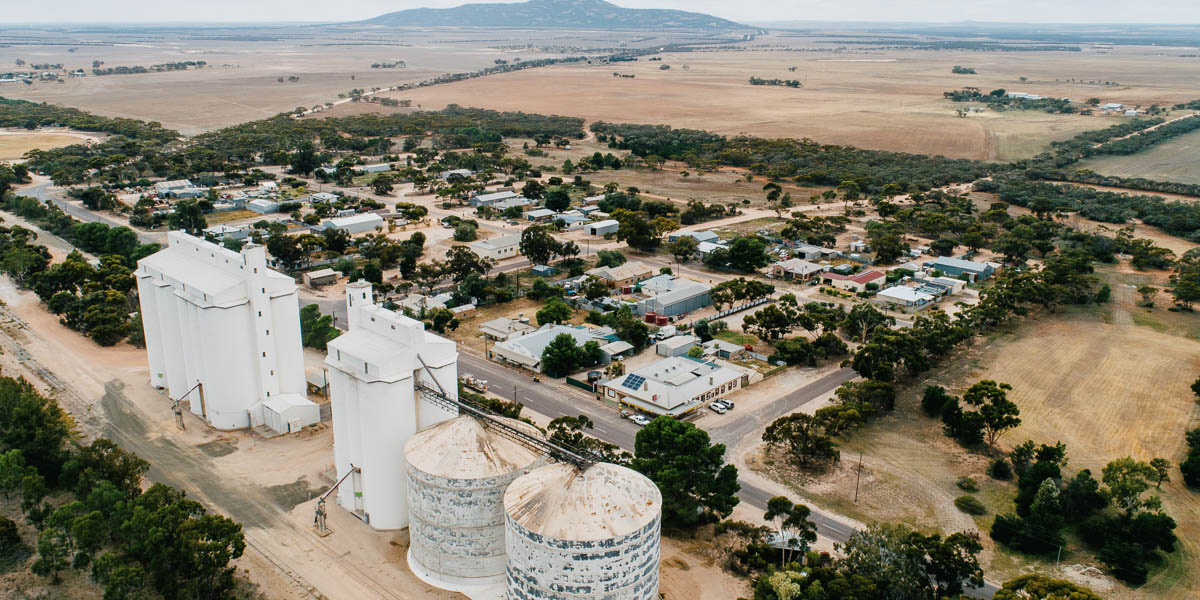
[
  {"left": 135, "top": 232, "right": 319, "bottom": 432},
  {"left": 585, "top": 220, "right": 620, "bottom": 236},
  {"left": 360, "top": 163, "right": 392, "bottom": 174},
  {"left": 874, "top": 286, "right": 936, "bottom": 311},
  {"left": 656, "top": 335, "right": 698, "bottom": 357},
  {"left": 203, "top": 224, "right": 248, "bottom": 241},
  {"left": 770, "top": 258, "right": 826, "bottom": 281},
  {"left": 326, "top": 281, "right": 458, "bottom": 530},
  {"left": 247, "top": 199, "right": 279, "bottom": 214},
  {"left": 599, "top": 356, "right": 747, "bottom": 417},
  {"left": 319, "top": 213, "right": 385, "bottom": 235},
  {"left": 469, "top": 234, "right": 521, "bottom": 261},
  {"left": 489, "top": 324, "right": 607, "bottom": 373},
  {"left": 479, "top": 317, "right": 535, "bottom": 341},
  {"left": 259, "top": 181, "right": 279, "bottom": 193}
]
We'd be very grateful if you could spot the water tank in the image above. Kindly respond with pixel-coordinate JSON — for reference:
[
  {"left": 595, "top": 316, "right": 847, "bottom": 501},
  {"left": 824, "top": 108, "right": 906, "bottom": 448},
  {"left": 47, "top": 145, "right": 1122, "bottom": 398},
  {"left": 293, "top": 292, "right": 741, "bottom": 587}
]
[
  {"left": 404, "top": 416, "right": 544, "bottom": 586},
  {"left": 503, "top": 462, "right": 662, "bottom": 600}
]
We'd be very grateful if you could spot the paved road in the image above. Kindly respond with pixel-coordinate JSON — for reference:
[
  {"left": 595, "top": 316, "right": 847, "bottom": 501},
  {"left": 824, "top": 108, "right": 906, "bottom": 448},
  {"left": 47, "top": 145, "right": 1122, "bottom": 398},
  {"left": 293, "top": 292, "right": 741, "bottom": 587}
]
[{"left": 21, "top": 182, "right": 162, "bottom": 245}]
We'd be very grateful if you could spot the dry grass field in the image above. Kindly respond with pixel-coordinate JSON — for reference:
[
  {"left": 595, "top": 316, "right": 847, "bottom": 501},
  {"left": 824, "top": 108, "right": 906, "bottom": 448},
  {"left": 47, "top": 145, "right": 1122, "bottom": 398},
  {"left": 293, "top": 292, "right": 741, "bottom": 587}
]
[
  {"left": 1077, "top": 127, "right": 1200, "bottom": 185},
  {"left": 753, "top": 263, "right": 1200, "bottom": 598},
  {"left": 0, "top": 130, "right": 99, "bottom": 161},
  {"left": 353, "top": 41, "right": 1200, "bottom": 160}
]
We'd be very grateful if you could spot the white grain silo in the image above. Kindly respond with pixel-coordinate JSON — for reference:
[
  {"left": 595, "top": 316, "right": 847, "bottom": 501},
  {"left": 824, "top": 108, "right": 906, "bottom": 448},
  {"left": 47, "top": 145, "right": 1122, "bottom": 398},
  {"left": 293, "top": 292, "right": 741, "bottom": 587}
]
[
  {"left": 326, "top": 280, "right": 458, "bottom": 530},
  {"left": 503, "top": 462, "right": 662, "bottom": 600},
  {"left": 404, "top": 416, "right": 544, "bottom": 592}
]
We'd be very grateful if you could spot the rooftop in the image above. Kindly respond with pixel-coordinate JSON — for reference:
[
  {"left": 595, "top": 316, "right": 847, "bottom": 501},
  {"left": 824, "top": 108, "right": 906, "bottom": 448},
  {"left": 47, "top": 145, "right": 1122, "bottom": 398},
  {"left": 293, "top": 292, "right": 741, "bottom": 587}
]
[
  {"left": 877, "top": 286, "right": 935, "bottom": 303},
  {"left": 587, "top": 261, "right": 653, "bottom": 282},
  {"left": 471, "top": 233, "right": 520, "bottom": 250},
  {"left": 926, "top": 256, "right": 990, "bottom": 273},
  {"left": 503, "top": 463, "right": 661, "bottom": 540},
  {"left": 404, "top": 416, "right": 543, "bottom": 480},
  {"left": 825, "top": 270, "right": 884, "bottom": 284},
  {"left": 605, "top": 355, "right": 742, "bottom": 411}
]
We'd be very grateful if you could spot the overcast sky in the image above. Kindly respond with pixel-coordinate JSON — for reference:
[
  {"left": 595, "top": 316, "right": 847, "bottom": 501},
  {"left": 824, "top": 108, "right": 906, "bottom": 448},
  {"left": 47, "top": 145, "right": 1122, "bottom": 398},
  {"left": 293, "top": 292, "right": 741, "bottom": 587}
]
[{"left": 4, "top": 0, "right": 1198, "bottom": 24}]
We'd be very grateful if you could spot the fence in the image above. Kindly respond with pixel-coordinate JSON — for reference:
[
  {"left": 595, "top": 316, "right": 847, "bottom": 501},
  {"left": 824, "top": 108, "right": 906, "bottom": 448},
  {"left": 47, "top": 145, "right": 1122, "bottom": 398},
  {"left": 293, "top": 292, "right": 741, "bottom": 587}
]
[{"left": 565, "top": 377, "right": 595, "bottom": 393}]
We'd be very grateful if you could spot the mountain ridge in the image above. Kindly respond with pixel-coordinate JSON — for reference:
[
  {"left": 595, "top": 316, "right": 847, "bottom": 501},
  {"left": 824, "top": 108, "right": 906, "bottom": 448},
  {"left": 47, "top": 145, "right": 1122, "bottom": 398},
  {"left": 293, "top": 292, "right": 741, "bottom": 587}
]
[{"left": 358, "top": 0, "right": 745, "bottom": 31}]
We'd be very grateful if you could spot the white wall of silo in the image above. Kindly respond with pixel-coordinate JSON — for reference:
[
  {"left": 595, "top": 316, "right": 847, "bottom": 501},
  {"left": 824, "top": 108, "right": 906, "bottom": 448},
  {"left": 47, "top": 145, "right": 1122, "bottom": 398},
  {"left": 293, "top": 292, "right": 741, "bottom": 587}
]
[{"left": 134, "top": 274, "right": 167, "bottom": 389}]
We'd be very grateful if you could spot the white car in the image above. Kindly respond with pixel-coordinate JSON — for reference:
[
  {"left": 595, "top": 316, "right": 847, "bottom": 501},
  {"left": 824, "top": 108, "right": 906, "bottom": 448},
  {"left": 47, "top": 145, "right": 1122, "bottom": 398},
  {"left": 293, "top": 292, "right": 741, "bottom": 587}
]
[
  {"left": 629, "top": 414, "right": 652, "bottom": 427},
  {"left": 713, "top": 399, "right": 735, "bottom": 411},
  {"left": 709, "top": 402, "right": 728, "bottom": 414}
]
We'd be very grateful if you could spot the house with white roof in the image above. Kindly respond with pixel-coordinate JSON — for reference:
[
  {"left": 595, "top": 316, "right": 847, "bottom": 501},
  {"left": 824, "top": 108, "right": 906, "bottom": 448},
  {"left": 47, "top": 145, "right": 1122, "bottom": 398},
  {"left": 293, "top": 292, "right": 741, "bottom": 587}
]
[
  {"left": 469, "top": 233, "right": 521, "bottom": 261},
  {"left": 489, "top": 324, "right": 608, "bottom": 372},
  {"left": 770, "top": 258, "right": 827, "bottom": 281},
  {"left": 598, "top": 356, "right": 748, "bottom": 417},
  {"left": 470, "top": 190, "right": 520, "bottom": 207},
  {"left": 874, "top": 286, "right": 937, "bottom": 312},
  {"left": 317, "top": 213, "right": 384, "bottom": 235}
]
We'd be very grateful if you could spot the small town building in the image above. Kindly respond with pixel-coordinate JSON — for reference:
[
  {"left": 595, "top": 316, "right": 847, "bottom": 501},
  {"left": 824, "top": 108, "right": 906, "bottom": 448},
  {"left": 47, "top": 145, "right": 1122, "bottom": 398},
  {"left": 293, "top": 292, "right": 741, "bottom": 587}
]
[
  {"left": 656, "top": 335, "right": 698, "bottom": 357},
  {"left": 449, "top": 304, "right": 476, "bottom": 319},
  {"left": 259, "top": 181, "right": 279, "bottom": 193},
  {"left": 440, "top": 168, "right": 474, "bottom": 180},
  {"left": 489, "top": 325, "right": 607, "bottom": 373},
  {"left": 701, "top": 339, "right": 746, "bottom": 360},
  {"left": 632, "top": 275, "right": 713, "bottom": 317},
  {"left": 557, "top": 214, "right": 591, "bottom": 231},
  {"left": 309, "top": 192, "right": 338, "bottom": 204},
  {"left": 667, "top": 230, "right": 720, "bottom": 244},
  {"left": 874, "top": 286, "right": 936, "bottom": 311},
  {"left": 319, "top": 213, "right": 385, "bottom": 235},
  {"left": 470, "top": 190, "right": 520, "bottom": 207},
  {"left": 770, "top": 258, "right": 826, "bottom": 281},
  {"left": 479, "top": 317, "right": 534, "bottom": 341},
  {"left": 822, "top": 270, "right": 885, "bottom": 292},
  {"left": 585, "top": 220, "right": 620, "bottom": 236},
  {"left": 599, "top": 340, "right": 635, "bottom": 362},
  {"left": 586, "top": 261, "right": 654, "bottom": 288},
  {"left": 926, "top": 276, "right": 966, "bottom": 295},
  {"left": 360, "top": 163, "right": 392, "bottom": 174},
  {"left": 494, "top": 197, "right": 532, "bottom": 212},
  {"left": 598, "top": 356, "right": 747, "bottom": 417},
  {"left": 531, "top": 265, "right": 557, "bottom": 278},
  {"left": 203, "top": 224, "right": 248, "bottom": 241},
  {"left": 924, "top": 256, "right": 994, "bottom": 282},
  {"left": 247, "top": 199, "right": 280, "bottom": 214},
  {"left": 469, "top": 233, "right": 521, "bottom": 261},
  {"left": 525, "top": 208, "right": 556, "bottom": 222},
  {"left": 302, "top": 268, "right": 339, "bottom": 288},
  {"left": 790, "top": 244, "right": 825, "bottom": 260},
  {"left": 154, "top": 179, "right": 196, "bottom": 198}
]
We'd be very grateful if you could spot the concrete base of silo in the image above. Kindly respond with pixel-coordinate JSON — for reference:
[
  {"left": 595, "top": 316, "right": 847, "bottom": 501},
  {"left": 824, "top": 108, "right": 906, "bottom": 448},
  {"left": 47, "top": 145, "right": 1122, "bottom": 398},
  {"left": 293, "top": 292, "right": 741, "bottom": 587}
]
[{"left": 407, "top": 549, "right": 506, "bottom": 600}]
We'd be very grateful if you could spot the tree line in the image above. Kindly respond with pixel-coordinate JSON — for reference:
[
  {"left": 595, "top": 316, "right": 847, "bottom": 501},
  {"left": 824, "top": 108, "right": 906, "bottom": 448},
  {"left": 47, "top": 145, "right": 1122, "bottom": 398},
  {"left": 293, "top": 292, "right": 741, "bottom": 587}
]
[{"left": 0, "top": 376, "right": 246, "bottom": 598}]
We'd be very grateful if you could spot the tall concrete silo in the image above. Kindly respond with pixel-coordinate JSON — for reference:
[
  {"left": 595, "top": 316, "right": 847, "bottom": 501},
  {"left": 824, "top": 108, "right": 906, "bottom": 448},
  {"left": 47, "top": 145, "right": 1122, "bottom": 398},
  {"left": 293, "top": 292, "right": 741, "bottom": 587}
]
[
  {"left": 503, "top": 462, "right": 662, "bottom": 600},
  {"left": 404, "top": 415, "right": 544, "bottom": 590}
]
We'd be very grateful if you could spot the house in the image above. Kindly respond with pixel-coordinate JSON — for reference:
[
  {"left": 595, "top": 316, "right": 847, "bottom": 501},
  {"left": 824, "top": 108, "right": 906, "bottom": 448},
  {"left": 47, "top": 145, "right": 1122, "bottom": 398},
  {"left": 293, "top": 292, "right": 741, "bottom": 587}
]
[
  {"left": 302, "top": 268, "right": 339, "bottom": 287},
  {"left": 259, "top": 181, "right": 279, "bottom": 193},
  {"left": 154, "top": 179, "right": 198, "bottom": 199},
  {"left": 667, "top": 230, "right": 720, "bottom": 244},
  {"left": 702, "top": 339, "right": 746, "bottom": 360},
  {"left": 360, "top": 163, "right": 391, "bottom": 174},
  {"left": 557, "top": 214, "right": 591, "bottom": 231},
  {"left": 489, "top": 324, "right": 607, "bottom": 373},
  {"left": 598, "top": 356, "right": 748, "bottom": 417},
  {"left": 582, "top": 194, "right": 606, "bottom": 205},
  {"left": 924, "top": 256, "right": 994, "bottom": 282},
  {"left": 1124, "top": 109, "right": 1141, "bottom": 117},
  {"left": 440, "top": 168, "right": 474, "bottom": 180},
  {"left": 309, "top": 192, "right": 338, "bottom": 204},
  {"left": 632, "top": 275, "right": 713, "bottom": 317},
  {"left": 578, "top": 205, "right": 601, "bottom": 215},
  {"left": 203, "top": 224, "right": 248, "bottom": 241},
  {"left": 874, "top": 286, "right": 936, "bottom": 311},
  {"left": 247, "top": 199, "right": 280, "bottom": 214},
  {"left": 469, "top": 233, "right": 521, "bottom": 261},
  {"left": 586, "top": 261, "right": 655, "bottom": 288},
  {"left": 525, "top": 208, "right": 557, "bottom": 222},
  {"left": 1101, "top": 103, "right": 1124, "bottom": 110},
  {"left": 599, "top": 340, "right": 635, "bottom": 363},
  {"left": 925, "top": 276, "right": 966, "bottom": 295},
  {"left": 479, "top": 317, "right": 535, "bottom": 341},
  {"left": 656, "top": 335, "right": 698, "bottom": 357},
  {"left": 585, "top": 220, "right": 620, "bottom": 236},
  {"left": 470, "top": 190, "right": 520, "bottom": 208},
  {"left": 822, "top": 270, "right": 885, "bottom": 292},
  {"left": 849, "top": 240, "right": 868, "bottom": 253},
  {"left": 770, "top": 258, "right": 826, "bottom": 281},
  {"left": 450, "top": 304, "right": 477, "bottom": 319},
  {"left": 319, "top": 213, "right": 384, "bottom": 235},
  {"left": 398, "top": 293, "right": 447, "bottom": 314},
  {"left": 531, "top": 265, "right": 556, "bottom": 278},
  {"left": 697, "top": 241, "right": 725, "bottom": 257},
  {"left": 493, "top": 197, "right": 532, "bottom": 212},
  {"left": 790, "top": 244, "right": 825, "bottom": 260}
]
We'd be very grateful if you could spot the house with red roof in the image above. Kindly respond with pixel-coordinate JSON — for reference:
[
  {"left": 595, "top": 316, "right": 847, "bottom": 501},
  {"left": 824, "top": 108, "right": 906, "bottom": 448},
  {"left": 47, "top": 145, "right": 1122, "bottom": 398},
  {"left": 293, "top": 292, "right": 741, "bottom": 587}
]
[{"left": 822, "top": 270, "right": 885, "bottom": 293}]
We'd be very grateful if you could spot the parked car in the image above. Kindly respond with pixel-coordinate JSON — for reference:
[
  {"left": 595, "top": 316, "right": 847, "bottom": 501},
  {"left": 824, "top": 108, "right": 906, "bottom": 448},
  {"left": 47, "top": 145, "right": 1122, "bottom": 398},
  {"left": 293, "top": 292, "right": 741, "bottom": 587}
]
[
  {"left": 708, "top": 402, "right": 728, "bottom": 414},
  {"left": 629, "top": 414, "right": 652, "bottom": 427},
  {"left": 712, "top": 399, "right": 734, "bottom": 411}
]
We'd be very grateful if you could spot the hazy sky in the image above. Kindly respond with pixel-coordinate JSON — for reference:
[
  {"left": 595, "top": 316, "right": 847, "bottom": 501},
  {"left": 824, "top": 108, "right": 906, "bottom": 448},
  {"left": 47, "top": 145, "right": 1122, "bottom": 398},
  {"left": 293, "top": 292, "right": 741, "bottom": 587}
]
[{"left": 4, "top": 0, "right": 1199, "bottom": 24}]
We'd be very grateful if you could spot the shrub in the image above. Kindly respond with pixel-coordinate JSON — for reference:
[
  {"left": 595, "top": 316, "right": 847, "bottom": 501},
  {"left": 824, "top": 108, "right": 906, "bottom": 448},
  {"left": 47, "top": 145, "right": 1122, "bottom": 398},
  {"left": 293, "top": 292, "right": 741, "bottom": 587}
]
[
  {"left": 921, "top": 385, "right": 954, "bottom": 417},
  {"left": 989, "top": 458, "right": 1014, "bottom": 480},
  {"left": 954, "top": 495, "right": 987, "bottom": 516},
  {"left": 956, "top": 476, "right": 979, "bottom": 492}
]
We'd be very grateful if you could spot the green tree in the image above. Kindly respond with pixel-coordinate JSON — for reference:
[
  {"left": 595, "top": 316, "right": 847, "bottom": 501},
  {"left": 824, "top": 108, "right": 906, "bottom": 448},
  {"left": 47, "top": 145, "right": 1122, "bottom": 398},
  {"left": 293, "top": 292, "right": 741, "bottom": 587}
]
[
  {"left": 289, "top": 141, "right": 320, "bottom": 176},
  {"left": 540, "top": 333, "right": 582, "bottom": 377},
  {"left": 669, "top": 236, "right": 699, "bottom": 262},
  {"left": 962, "top": 380, "right": 1021, "bottom": 448},
  {"left": 0, "top": 449, "right": 32, "bottom": 500},
  {"left": 762, "top": 413, "right": 839, "bottom": 468},
  {"left": 547, "top": 415, "right": 630, "bottom": 465},
  {"left": 167, "top": 199, "right": 206, "bottom": 235},
  {"left": 536, "top": 296, "right": 572, "bottom": 326},
  {"left": 995, "top": 574, "right": 1103, "bottom": 600},
  {"left": 32, "top": 528, "right": 70, "bottom": 583},
  {"left": 519, "top": 225, "right": 563, "bottom": 266},
  {"left": 726, "top": 236, "right": 770, "bottom": 272},
  {"left": 544, "top": 188, "right": 571, "bottom": 213},
  {"left": 763, "top": 496, "right": 817, "bottom": 567},
  {"left": 594, "top": 249, "right": 626, "bottom": 268},
  {"left": 452, "top": 222, "right": 478, "bottom": 242},
  {"left": 299, "top": 304, "right": 341, "bottom": 351},
  {"left": 632, "top": 417, "right": 740, "bottom": 529},
  {"left": 1103, "top": 457, "right": 1161, "bottom": 517},
  {"left": 443, "top": 246, "right": 494, "bottom": 282},
  {"left": 371, "top": 173, "right": 394, "bottom": 195}
]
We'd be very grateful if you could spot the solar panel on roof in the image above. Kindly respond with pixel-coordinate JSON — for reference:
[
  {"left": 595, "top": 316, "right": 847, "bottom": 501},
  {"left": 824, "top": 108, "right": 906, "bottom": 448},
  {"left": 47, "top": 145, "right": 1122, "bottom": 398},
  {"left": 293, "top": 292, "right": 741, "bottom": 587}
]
[{"left": 622, "top": 374, "right": 646, "bottom": 390}]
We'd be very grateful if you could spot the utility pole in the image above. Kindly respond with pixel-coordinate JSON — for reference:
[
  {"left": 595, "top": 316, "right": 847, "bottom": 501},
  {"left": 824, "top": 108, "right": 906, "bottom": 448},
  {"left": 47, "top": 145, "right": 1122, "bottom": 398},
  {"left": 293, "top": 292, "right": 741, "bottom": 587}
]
[
  {"left": 853, "top": 451, "right": 864, "bottom": 503},
  {"left": 512, "top": 384, "right": 518, "bottom": 403}
]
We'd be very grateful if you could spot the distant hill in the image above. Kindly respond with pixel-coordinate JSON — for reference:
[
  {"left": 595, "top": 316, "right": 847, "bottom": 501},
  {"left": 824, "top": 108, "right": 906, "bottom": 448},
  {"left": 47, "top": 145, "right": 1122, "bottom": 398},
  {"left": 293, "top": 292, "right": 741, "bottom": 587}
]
[{"left": 358, "top": 0, "right": 745, "bottom": 30}]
